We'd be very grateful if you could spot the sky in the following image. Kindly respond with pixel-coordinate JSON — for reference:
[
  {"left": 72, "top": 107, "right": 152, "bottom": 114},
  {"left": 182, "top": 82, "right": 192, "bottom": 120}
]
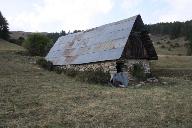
[{"left": 0, "top": 0, "right": 192, "bottom": 32}]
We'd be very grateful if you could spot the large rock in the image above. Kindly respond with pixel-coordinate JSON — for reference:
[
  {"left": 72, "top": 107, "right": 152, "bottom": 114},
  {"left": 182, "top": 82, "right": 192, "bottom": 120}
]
[{"left": 112, "top": 72, "right": 129, "bottom": 87}]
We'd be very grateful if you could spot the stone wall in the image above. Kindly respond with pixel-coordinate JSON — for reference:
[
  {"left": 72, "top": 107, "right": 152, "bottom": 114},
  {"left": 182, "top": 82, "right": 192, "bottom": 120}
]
[
  {"left": 125, "top": 59, "right": 151, "bottom": 74},
  {"left": 59, "top": 61, "right": 117, "bottom": 73},
  {"left": 58, "top": 59, "right": 150, "bottom": 81},
  {"left": 124, "top": 59, "right": 151, "bottom": 80}
]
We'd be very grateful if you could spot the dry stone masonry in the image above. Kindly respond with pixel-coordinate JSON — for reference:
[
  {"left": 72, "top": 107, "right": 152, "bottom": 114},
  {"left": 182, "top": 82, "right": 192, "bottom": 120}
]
[{"left": 58, "top": 59, "right": 151, "bottom": 80}]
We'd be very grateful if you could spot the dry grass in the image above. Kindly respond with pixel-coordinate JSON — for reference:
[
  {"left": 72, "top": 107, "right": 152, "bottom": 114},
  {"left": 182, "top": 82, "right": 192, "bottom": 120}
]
[
  {"left": 151, "top": 55, "right": 192, "bottom": 80},
  {"left": 155, "top": 46, "right": 187, "bottom": 56},
  {"left": 151, "top": 34, "right": 188, "bottom": 56},
  {"left": 0, "top": 39, "right": 26, "bottom": 52},
  {"left": 0, "top": 52, "right": 192, "bottom": 127},
  {"left": 151, "top": 55, "right": 192, "bottom": 69}
]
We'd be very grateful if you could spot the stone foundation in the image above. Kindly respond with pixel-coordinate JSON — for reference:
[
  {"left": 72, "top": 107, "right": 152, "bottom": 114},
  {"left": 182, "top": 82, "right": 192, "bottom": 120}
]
[
  {"left": 59, "top": 61, "right": 116, "bottom": 73},
  {"left": 58, "top": 59, "right": 151, "bottom": 81}
]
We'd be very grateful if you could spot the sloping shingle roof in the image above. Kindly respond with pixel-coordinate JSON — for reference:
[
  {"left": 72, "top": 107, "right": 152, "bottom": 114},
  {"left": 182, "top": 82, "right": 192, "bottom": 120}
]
[{"left": 46, "top": 15, "right": 139, "bottom": 65}]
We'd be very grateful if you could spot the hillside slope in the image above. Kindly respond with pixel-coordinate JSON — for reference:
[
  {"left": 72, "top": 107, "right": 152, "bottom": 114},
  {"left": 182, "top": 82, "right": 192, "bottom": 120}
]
[
  {"left": 151, "top": 34, "right": 188, "bottom": 55},
  {"left": 10, "top": 31, "right": 48, "bottom": 39},
  {"left": 0, "top": 39, "right": 26, "bottom": 51}
]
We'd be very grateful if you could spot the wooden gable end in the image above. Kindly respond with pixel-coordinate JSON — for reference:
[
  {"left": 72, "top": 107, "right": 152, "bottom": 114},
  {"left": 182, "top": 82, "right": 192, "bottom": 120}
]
[{"left": 121, "top": 15, "right": 158, "bottom": 60}]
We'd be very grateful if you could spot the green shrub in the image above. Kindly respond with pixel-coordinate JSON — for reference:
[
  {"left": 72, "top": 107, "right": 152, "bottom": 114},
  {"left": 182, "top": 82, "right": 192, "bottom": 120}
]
[
  {"left": 184, "top": 43, "right": 188, "bottom": 47},
  {"left": 166, "top": 41, "right": 171, "bottom": 44},
  {"left": 77, "top": 69, "right": 110, "bottom": 84},
  {"left": 36, "top": 58, "right": 53, "bottom": 71},
  {"left": 186, "top": 40, "right": 192, "bottom": 56},
  {"left": 56, "top": 68, "right": 110, "bottom": 84},
  {"left": 63, "top": 69, "right": 78, "bottom": 77},
  {"left": 174, "top": 43, "right": 180, "bottom": 47},
  {"left": 161, "top": 45, "right": 166, "bottom": 48},
  {"left": 23, "top": 33, "right": 52, "bottom": 56},
  {"left": 130, "top": 64, "right": 146, "bottom": 81},
  {"left": 9, "top": 37, "right": 25, "bottom": 46},
  {"left": 16, "top": 51, "right": 29, "bottom": 56},
  {"left": 54, "top": 67, "right": 62, "bottom": 74},
  {"left": 187, "top": 47, "right": 192, "bottom": 56},
  {"left": 170, "top": 44, "right": 175, "bottom": 48}
]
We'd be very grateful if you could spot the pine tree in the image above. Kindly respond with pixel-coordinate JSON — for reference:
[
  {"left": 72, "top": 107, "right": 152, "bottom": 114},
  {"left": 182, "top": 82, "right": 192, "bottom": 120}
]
[{"left": 0, "top": 11, "right": 10, "bottom": 40}]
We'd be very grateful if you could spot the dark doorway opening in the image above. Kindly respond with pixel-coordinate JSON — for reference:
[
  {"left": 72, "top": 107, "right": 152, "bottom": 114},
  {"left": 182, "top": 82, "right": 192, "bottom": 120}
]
[{"left": 116, "top": 62, "right": 124, "bottom": 73}]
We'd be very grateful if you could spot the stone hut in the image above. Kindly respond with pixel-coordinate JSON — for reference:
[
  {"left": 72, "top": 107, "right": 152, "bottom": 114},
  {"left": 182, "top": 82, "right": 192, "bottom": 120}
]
[{"left": 46, "top": 15, "right": 158, "bottom": 80}]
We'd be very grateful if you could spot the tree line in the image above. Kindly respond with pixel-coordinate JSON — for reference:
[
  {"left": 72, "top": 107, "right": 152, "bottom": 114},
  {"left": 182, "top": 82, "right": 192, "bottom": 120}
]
[
  {"left": 146, "top": 20, "right": 192, "bottom": 39},
  {"left": 146, "top": 20, "right": 192, "bottom": 55}
]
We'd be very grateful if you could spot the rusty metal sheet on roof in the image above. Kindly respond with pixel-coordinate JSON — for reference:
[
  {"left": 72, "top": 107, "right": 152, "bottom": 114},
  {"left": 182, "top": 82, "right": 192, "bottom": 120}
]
[{"left": 46, "top": 15, "right": 138, "bottom": 65}]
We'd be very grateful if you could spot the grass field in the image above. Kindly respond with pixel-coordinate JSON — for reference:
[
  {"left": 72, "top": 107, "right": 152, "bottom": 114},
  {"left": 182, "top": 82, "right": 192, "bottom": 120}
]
[
  {"left": 151, "top": 34, "right": 188, "bottom": 56},
  {"left": 0, "top": 39, "right": 25, "bottom": 52},
  {"left": 151, "top": 55, "right": 192, "bottom": 69},
  {"left": 0, "top": 52, "right": 192, "bottom": 127}
]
